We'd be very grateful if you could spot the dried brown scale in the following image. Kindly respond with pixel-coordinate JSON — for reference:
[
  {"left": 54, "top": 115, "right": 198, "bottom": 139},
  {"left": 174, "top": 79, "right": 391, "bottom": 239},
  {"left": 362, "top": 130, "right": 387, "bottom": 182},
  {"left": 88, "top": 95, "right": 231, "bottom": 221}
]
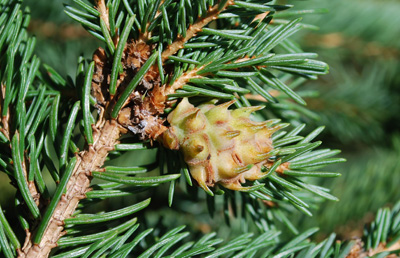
[
  {"left": 92, "top": 47, "right": 110, "bottom": 106},
  {"left": 346, "top": 239, "right": 365, "bottom": 258},
  {"left": 92, "top": 40, "right": 168, "bottom": 140}
]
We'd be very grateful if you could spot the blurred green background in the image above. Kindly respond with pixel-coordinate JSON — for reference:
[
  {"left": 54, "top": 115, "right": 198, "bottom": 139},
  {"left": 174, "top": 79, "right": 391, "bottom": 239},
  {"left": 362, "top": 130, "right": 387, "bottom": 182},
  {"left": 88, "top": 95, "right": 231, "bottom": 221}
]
[
  {"left": 1, "top": 0, "right": 399, "bottom": 242},
  {"left": 290, "top": 0, "right": 400, "bottom": 239}
]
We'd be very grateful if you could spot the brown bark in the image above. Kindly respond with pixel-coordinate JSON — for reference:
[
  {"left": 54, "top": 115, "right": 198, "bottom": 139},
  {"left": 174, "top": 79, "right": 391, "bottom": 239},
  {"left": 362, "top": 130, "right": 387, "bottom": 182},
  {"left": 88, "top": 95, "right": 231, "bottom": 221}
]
[
  {"left": 20, "top": 120, "right": 121, "bottom": 258},
  {"left": 96, "top": 0, "right": 110, "bottom": 32}
]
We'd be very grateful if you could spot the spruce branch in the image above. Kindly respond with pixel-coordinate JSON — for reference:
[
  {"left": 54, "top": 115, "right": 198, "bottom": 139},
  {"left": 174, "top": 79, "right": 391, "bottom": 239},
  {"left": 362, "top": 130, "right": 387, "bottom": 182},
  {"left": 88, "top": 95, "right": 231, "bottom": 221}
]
[
  {"left": 160, "top": 0, "right": 234, "bottom": 63},
  {"left": 3, "top": 1, "right": 395, "bottom": 258},
  {"left": 96, "top": 0, "right": 110, "bottom": 32},
  {"left": 166, "top": 66, "right": 205, "bottom": 95},
  {"left": 58, "top": 0, "right": 337, "bottom": 219},
  {"left": 137, "top": 1, "right": 162, "bottom": 42},
  {"left": 20, "top": 120, "right": 121, "bottom": 257}
]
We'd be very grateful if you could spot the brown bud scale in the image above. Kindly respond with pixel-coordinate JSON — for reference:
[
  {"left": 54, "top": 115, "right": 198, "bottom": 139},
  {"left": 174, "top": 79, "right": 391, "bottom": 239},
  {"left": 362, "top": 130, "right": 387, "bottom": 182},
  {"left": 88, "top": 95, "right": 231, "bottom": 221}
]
[{"left": 92, "top": 41, "right": 169, "bottom": 140}]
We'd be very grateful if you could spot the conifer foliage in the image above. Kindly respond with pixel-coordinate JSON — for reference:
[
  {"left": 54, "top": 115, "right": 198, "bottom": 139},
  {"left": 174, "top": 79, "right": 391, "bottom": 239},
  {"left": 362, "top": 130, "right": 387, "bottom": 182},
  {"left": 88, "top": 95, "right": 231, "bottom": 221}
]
[{"left": 0, "top": 0, "right": 399, "bottom": 257}]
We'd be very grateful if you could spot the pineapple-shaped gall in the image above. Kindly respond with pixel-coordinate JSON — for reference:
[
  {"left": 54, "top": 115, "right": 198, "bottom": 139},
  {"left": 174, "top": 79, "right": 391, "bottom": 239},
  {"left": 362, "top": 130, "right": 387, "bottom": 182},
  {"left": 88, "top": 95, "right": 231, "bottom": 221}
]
[{"left": 161, "top": 98, "right": 280, "bottom": 192}]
